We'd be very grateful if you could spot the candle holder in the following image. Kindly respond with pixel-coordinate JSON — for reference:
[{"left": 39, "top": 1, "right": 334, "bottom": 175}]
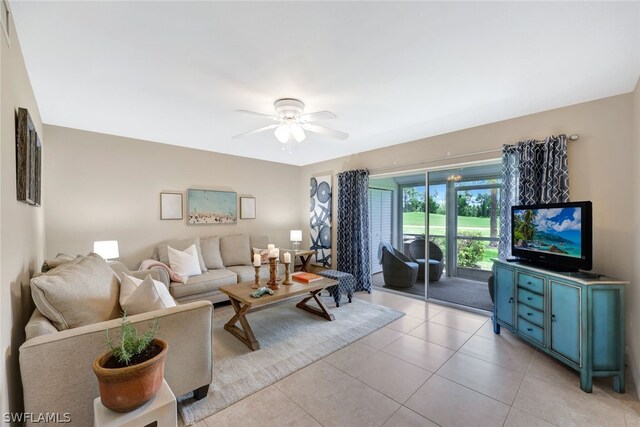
[
  {"left": 267, "top": 256, "right": 280, "bottom": 290},
  {"left": 282, "top": 261, "right": 293, "bottom": 285},
  {"left": 253, "top": 265, "right": 261, "bottom": 289}
]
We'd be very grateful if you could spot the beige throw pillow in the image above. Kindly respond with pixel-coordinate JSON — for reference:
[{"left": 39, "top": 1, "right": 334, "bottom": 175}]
[
  {"left": 168, "top": 244, "right": 202, "bottom": 280},
  {"left": 201, "top": 236, "right": 224, "bottom": 269},
  {"left": 157, "top": 237, "right": 207, "bottom": 272},
  {"left": 220, "top": 235, "right": 251, "bottom": 266},
  {"left": 30, "top": 254, "right": 120, "bottom": 331},
  {"left": 120, "top": 274, "right": 176, "bottom": 315}
]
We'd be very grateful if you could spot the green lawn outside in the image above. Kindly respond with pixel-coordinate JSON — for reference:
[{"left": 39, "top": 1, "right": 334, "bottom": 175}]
[
  {"left": 403, "top": 212, "right": 500, "bottom": 237},
  {"left": 403, "top": 211, "right": 499, "bottom": 271}
]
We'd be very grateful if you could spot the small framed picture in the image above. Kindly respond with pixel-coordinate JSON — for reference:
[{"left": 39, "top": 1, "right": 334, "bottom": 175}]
[
  {"left": 160, "top": 192, "right": 183, "bottom": 220},
  {"left": 240, "top": 197, "right": 256, "bottom": 219}
]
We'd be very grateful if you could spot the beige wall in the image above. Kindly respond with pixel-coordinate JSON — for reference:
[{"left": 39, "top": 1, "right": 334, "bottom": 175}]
[
  {"left": 631, "top": 77, "right": 640, "bottom": 389},
  {"left": 0, "top": 14, "right": 45, "bottom": 424},
  {"left": 43, "top": 125, "right": 303, "bottom": 269},
  {"left": 299, "top": 92, "right": 637, "bottom": 364}
]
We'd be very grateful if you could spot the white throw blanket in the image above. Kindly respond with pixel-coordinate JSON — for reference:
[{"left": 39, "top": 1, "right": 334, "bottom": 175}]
[{"left": 138, "top": 259, "right": 185, "bottom": 283}]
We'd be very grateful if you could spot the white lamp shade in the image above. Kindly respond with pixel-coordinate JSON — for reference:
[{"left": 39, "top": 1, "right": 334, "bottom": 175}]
[
  {"left": 93, "top": 240, "right": 119, "bottom": 260},
  {"left": 290, "top": 230, "right": 303, "bottom": 242}
]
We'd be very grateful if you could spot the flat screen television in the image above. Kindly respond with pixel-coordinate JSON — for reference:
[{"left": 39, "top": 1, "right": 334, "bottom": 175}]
[{"left": 511, "top": 201, "right": 592, "bottom": 272}]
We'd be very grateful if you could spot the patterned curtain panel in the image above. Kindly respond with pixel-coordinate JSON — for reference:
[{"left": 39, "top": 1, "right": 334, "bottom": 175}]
[
  {"left": 498, "top": 135, "right": 570, "bottom": 259},
  {"left": 337, "top": 169, "right": 372, "bottom": 292},
  {"left": 518, "top": 135, "right": 569, "bottom": 204}
]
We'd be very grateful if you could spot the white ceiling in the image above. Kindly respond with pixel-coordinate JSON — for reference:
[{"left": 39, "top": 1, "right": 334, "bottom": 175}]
[{"left": 10, "top": 1, "right": 640, "bottom": 166}]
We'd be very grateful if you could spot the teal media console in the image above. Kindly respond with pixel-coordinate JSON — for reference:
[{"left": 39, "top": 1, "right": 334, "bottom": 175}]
[{"left": 492, "top": 259, "right": 627, "bottom": 393}]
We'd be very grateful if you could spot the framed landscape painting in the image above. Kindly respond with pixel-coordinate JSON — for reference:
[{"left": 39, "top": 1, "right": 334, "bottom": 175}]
[{"left": 188, "top": 189, "right": 237, "bottom": 225}]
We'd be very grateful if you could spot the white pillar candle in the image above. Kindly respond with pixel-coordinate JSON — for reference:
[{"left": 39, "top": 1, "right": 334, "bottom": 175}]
[
  {"left": 284, "top": 252, "right": 291, "bottom": 263},
  {"left": 275, "top": 249, "right": 280, "bottom": 259},
  {"left": 269, "top": 249, "right": 278, "bottom": 258},
  {"left": 267, "top": 244, "right": 275, "bottom": 251},
  {"left": 253, "top": 253, "right": 261, "bottom": 267}
]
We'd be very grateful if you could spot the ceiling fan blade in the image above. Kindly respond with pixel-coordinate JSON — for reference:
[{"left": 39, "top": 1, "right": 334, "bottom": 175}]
[
  {"left": 301, "top": 123, "right": 349, "bottom": 140},
  {"left": 299, "top": 110, "right": 337, "bottom": 122},
  {"left": 232, "top": 124, "right": 279, "bottom": 139},
  {"left": 236, "top": 110, "right": 279, "bottom": 120}
]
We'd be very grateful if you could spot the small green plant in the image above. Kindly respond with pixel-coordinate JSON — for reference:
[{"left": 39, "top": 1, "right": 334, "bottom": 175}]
[
  {"left": 457, "top": 231, "right": 485, "bottom": 268},
  {"left": 105, "top": 311, "right": 159, "bottom": 366}
]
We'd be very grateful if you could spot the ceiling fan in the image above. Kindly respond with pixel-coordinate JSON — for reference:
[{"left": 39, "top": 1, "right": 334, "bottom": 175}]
[{"left": 233, "top": 98, "right": 348, "bottom": 144}]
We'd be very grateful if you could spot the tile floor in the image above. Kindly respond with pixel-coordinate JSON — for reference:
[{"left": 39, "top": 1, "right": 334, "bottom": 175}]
[{"left": 183, "top": 290, "right": 640, "bottom": 427}]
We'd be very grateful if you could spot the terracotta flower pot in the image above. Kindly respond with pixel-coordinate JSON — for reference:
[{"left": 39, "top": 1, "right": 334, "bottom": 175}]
[{"left": 93, "top": 338, "right": 168, "bottom": 413}]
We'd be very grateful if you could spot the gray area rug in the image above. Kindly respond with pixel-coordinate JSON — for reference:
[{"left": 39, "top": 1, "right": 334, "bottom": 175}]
[
  {"left": 178, "top": 297, "right": 403, "bottom": 425},
  {"left": 372, "top": 272, "right": 493, "bottom": 311}
]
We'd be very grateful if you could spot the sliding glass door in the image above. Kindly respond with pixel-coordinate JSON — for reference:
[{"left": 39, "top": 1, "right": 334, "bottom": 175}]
[{"left": 426, "top": 163, "right": 501, "bottom": 310}]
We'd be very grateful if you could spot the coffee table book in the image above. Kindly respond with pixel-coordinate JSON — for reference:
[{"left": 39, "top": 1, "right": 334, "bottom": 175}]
[{"left": 291, "top": 272, "right": 323, "bottom": 283}]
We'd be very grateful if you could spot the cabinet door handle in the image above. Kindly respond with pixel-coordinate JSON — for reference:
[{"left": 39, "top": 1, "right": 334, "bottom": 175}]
[
  {"left": 508, "top": 297, "right": 514, "bottom": 303},
  {"left": 551, "top": 314, "right": 557, "bottom": 322},
  {"left": 527, "top": 281, "right": 532, "bottom": 285},
  {"left": 527, "top": 297, "right": 532, "bottom": 301},
  {"left": 527, "top": 328, "right": 533, "bottom": 332},
  {"left": 527, "top": 312, "right": 533, "bottom": 316}
]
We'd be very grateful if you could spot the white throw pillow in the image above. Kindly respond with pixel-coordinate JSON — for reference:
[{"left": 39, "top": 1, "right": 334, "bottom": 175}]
[
  {"left": 168, "top": 244, "right": 202, "bottom": 280},
  {"left": 120, "top": 274, "right": 176, "bottom": 315}
]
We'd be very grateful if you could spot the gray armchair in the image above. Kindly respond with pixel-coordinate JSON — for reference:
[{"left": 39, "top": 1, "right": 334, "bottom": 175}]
[
  {"left": 408, "top": 239, "right": 445, "bottom": 282},
  {"left": 379, "top": 242, "right": 419, "bottom": 289}
]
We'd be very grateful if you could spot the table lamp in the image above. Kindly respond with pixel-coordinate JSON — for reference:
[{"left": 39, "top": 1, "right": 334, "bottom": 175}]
[
  {"left": 93, "top": 240, "right": 119, "bottom": 261},
  {"left": 290, "top": 230, "right": 302, "bottom": 251}
]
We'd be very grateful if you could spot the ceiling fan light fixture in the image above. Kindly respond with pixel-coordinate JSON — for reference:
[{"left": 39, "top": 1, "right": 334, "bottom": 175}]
[
  {"left": 274, "top": 124, "right": 290, "bottom": 143},
  {"left": 290, "top": 124, "right": 306, "bottom": 142}
]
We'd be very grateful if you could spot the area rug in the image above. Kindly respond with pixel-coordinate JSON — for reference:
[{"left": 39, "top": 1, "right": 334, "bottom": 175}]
[{"left": 178, "top": 297, "right": 403, "bottom": 425}]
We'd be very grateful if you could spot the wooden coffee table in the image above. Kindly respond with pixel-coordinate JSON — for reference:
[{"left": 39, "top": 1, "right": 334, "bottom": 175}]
[{"left": 219, "top": 278, "right": 338, "bottom": 351}]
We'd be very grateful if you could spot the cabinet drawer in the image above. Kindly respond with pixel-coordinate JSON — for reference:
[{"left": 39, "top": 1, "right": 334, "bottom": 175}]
[
  {"left": 517, "top": 273, "right": 544, "bottom": 294},
  {"left": 518, "top": 317, "right": 545, "bottom": 345},
  {"left": 517, "top": 303, "right": 544, "bottom": 327},
  {"left": 518, "top": 288, "right": 544, "bottom": 311}
]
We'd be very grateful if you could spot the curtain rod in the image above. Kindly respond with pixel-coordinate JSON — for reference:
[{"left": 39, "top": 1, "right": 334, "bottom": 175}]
[{"left": 369, "top": 133, "right": 579, "bottom": 175}]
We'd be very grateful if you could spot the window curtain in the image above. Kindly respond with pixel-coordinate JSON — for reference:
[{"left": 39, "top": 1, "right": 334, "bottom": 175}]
[
  {"left": 337, "top": 169, "right": 372, "bottom": 292},
  {"left": 498, "top": 135, "right": 570, "bottom": 259}
]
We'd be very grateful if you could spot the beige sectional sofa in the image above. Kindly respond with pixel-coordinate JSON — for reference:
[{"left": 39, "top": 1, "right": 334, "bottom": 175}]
[
  {"left": 20, "top": 255, "right": 213, "bottom": 426},
  {"left": 153, "top": 234, "right": 285, "bottom": 303}
]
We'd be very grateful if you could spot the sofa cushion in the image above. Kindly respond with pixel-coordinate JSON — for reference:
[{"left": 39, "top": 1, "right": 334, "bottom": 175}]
[
  {"left": 157, "top": 237, "right": 207, "bottom": 273},
  {"left": 120, "top": 274, "right": 176, "bottom": 315},
  {"left": 30, "top": 254, "right": 120, "bottom": 331},
  {"left": 169, "top": 269, "right": 237, "bottom": 299},
  {"left": 41, "top": 253, "right": 76, "bottom": 273},
  {"left": 201, "top": 236, "right": 224, "bottom": 269},
  {"left": 227, "top": 264, "right": 285, "bottom": 283},
  {"left": 220, "top": 235, "right": 251, "bottom": 266}
]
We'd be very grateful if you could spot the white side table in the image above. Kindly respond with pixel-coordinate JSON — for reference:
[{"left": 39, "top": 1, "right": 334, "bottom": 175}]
[{"left": 94, "top": 379, "right": 177, "bottom": 427}]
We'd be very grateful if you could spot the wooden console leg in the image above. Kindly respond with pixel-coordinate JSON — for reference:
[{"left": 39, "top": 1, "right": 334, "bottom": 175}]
[
  {"left": 580, "top": 369, "right": 593, "bottom": 393},
  {"left": 613, "top": 374, "right": 625, "bottom": 393},
  {"left": 224, "top": 297, "right": 260, "bottom": 351},
  {"left": 493, "top": 321, "right": 501, "bottom": 334},
  {"left": 193, "top": 385, "right": 209, "bottom": 401},
  {"left": 297, "top": 289, "right": 335, "bottom": 321}
]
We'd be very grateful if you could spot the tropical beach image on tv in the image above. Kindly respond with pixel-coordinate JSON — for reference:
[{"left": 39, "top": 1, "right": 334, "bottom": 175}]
[{"left": 513, "top": 207, "right": 582, "bottom": 258}]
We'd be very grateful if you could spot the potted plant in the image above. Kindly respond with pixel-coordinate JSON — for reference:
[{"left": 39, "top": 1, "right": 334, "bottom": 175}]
[{"left": 92, "top": 312, "right": 168, "bottom": 413}]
